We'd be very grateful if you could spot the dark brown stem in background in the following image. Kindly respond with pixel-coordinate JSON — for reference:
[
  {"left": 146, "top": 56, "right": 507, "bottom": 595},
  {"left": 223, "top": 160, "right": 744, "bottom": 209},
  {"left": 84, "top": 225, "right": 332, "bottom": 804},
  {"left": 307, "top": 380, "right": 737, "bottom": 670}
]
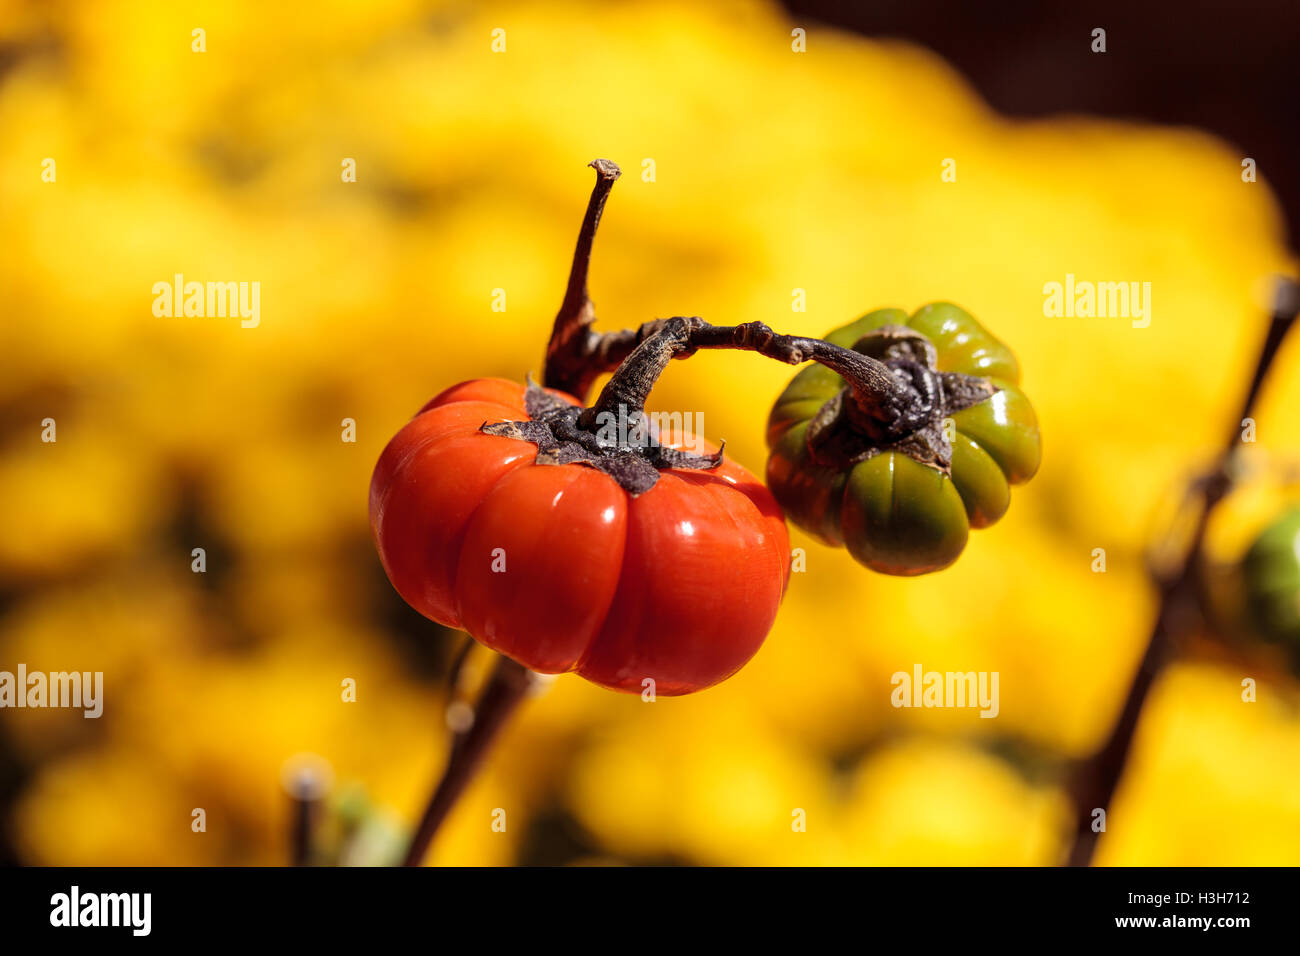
[
  {"left": 285, "top": 763, "right": 329, "bottom": 866},
  {"left": 1065, "top": 276, "right": 1300, "bottom": 867},
  {"left": 543, "top": 159, "right": 623, "bottom": 401},
  {"left": 289, "top": 793, "right": 316, "bottom": 867},
  {"left": 445, "top": 635, "right": 475, "bottom": 694},
  {"left": 402, "top": 654, "right": 537, "bottom": 867}
]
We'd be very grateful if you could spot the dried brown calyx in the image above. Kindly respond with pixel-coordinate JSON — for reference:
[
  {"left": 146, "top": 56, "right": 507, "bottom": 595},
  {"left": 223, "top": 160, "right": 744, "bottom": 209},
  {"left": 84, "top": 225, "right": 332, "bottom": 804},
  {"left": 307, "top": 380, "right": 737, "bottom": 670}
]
[
  {"left": 481, "top": 379, "right": 722, "bottom": 496},
  {"left": 804, "top": 325, "right": 996, "bottom": 474}
]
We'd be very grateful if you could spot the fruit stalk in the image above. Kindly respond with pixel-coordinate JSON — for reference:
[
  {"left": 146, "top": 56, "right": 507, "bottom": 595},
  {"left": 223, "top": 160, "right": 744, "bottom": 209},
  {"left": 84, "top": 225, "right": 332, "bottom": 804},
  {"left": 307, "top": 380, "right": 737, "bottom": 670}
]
[
  {"left": 402, "top": 654, "right": 538, "bottom": 866},
  {"left": 541, "top": 161, "right": 786, "bottom": 401},
  {"left": 1065, "top": 275, "right": 1300, "bottom": 866},
  {"left": 577, "top": 315, "right": 948, "bottom": 444},
  {"left": 543, "top": 159, "right": 625, "bottom": 401}
]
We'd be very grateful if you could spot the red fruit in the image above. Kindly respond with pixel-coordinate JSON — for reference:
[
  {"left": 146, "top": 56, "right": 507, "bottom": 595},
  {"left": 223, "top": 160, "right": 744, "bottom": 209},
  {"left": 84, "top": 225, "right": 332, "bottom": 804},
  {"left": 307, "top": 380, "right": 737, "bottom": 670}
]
[{"left": 370, "top": 378, "right": 789, "bottom": 695}]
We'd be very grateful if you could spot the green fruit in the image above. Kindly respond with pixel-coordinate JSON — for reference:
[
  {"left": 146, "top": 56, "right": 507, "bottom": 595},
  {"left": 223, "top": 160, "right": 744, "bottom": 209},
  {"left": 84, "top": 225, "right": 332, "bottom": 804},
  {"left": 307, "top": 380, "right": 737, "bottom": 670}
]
[{"left": 766, "top": 303, "right": 1040, "bottom": 575}]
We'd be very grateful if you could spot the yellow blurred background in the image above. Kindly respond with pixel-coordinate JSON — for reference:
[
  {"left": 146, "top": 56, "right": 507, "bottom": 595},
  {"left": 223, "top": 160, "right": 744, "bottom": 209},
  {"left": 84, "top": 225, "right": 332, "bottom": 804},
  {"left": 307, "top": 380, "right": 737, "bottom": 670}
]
[{"left": 2, "top": 0, "right": 1299, "bottom": 865}]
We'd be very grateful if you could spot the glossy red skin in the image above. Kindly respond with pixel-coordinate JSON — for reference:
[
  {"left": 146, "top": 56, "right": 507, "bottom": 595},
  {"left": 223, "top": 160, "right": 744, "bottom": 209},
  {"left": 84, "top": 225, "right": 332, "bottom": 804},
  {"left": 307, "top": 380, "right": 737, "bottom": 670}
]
[{"left": 370, "top": 378, "right": 790, "bottom": 696}]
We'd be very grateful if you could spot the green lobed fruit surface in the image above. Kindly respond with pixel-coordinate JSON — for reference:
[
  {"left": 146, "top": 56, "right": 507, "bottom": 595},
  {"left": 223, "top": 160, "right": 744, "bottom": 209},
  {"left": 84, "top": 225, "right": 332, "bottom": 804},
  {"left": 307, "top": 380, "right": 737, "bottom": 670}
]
[{"left": 766, "top": 303, "right": 1041, "bottom": 575}]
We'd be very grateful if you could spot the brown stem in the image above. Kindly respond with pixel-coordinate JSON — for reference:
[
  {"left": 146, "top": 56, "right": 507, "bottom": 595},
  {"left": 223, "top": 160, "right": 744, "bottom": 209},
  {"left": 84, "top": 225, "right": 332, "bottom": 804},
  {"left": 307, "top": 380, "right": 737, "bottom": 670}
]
[
  {"left": 1065, "top": 275, "right": 1300, "bottom": 867},
  {"left": 402, "top": 654, "right": 537, "bottom": 867},
  {"left": 576, "top": 316, "right": 930, "bottom": 441},
  {"left": 284, "top": 763, "right": 329, "bottom": 866},
  {"left": 543, "top": 159, "right": 622, "bottom": 401},
  {"left": 445, "top": 634, "right": 475, "bottom": 694}
]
